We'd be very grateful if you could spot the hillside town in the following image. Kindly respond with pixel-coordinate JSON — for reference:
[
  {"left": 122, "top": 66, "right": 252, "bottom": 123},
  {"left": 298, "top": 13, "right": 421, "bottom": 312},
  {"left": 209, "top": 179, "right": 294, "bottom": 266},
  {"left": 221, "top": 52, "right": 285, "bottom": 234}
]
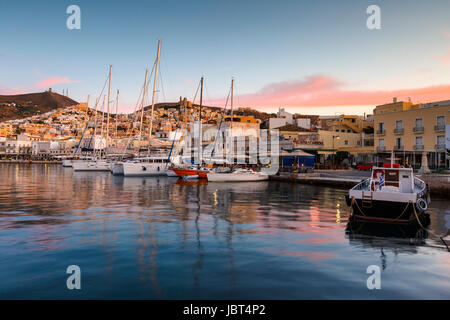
[{"left": 0, "top": 91, "right": 448, "bottom": 172}]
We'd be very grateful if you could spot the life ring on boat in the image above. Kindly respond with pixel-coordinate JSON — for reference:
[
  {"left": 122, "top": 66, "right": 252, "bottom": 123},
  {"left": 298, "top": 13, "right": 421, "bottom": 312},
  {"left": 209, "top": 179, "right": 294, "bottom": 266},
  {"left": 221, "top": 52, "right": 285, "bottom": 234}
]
[
  {"left": 371, "top": 169, "right": 384, "bottom": 191},
  {"left": 142, "top": 166, "right": 147, "bottom": 171},
  {"left": 372, "top": 169, "right": 384, "bottom": 180},
  {"left": 416, "top": 198, "right": 428, "bottom": 212}
]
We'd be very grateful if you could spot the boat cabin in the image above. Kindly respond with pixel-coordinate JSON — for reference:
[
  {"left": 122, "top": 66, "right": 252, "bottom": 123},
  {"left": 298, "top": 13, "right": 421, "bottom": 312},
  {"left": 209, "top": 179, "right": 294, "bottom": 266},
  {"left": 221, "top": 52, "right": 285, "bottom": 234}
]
[{"left": 370, "top": 166, "right": 414, "bottom": 193}]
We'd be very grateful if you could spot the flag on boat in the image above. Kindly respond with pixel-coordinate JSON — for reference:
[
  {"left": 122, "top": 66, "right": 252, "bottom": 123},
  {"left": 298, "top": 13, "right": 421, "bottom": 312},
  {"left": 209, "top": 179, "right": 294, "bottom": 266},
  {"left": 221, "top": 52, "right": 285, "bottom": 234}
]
[{"left": 379, "top": 173, "right": 385, "bottom": 190}]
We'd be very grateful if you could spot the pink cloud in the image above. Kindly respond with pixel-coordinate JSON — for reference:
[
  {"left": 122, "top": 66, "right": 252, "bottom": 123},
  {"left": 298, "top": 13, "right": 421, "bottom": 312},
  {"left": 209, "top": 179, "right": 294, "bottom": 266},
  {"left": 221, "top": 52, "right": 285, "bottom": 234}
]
[
  {"left": 209, "top": 74, "right": 450, "bottom": 108},
  {"left": 444, "top": 29, "right": 450, "bottom": 38},
  {"left": 35, "top": 77, "right": 78, "bottom": 89},
  {"left": 441, "top": 50, "right": 450, "bottom": 66},
  {"left": 0, "top": 85, "right": 26, "bottom": 95}
]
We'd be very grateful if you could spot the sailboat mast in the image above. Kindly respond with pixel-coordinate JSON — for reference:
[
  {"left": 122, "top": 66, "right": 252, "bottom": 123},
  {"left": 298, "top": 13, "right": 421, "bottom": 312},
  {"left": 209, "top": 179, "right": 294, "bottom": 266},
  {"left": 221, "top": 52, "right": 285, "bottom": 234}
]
[
  {"left": 86, "top": 94, "right": 90, "bottom": 119},
  {"left": 138, "top": 69, "right": 149, "bottom": 153},
  {"left": 148, "top": 40, "right": 162, "bottom": 153},
  {"left": 230, "top": 78, "right": 234, "bottom": 158},
  {"left": 106, "top": 65, "right": 112, "bottom": 149},
  {"left": 100, "top": 95, "right": 106, "bottom": 158},
  {"left": 115, "top": 89, "right": 119, "bottom": 144},
  {"left": 231, "top": 78, "right": 234, "bottom": 126},
  {"left": 199, "top": 76, "right": 203, "bottom": 163},
  {"left": 92, "top": 97, "right": 99, "bottom": 151}
]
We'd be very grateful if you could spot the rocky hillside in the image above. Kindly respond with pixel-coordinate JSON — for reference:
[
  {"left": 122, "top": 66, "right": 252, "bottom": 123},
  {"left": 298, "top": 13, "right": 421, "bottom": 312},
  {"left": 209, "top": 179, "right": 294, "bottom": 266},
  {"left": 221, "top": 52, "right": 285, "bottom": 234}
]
[{"left": 0, "top": 91, "right": 78, "bottom": 121}]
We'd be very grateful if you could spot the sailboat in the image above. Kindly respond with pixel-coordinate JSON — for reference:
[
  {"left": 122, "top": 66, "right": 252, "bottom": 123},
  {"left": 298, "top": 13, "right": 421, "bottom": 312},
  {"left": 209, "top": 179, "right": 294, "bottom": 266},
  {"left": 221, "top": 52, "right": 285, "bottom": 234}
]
[
  {"left": 171, "top": 77, "right": 212, "bottom": 178},
  {"left": 122, "top": 40, "right": 169, "bottom": 177},
  {"left": 206, "top": 79, "right": 269, "bottom": 182},
  {"left": 73, "top": 66, "right": 113, "bottom": 172}
]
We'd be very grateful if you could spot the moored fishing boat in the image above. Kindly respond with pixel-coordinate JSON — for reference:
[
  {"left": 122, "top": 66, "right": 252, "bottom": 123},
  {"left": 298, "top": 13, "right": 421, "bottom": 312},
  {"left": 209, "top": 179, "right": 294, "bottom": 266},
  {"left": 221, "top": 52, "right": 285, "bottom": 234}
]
[{"left": 345, "top": 165, "right": 430, "bottom": 223}]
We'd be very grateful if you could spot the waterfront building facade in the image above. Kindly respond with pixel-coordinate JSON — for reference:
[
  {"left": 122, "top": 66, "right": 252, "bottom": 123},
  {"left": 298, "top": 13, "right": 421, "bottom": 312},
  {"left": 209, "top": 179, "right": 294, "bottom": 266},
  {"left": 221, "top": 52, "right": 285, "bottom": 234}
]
[{"left": 374, "top": 99, "right": 449, "bottom": 171}]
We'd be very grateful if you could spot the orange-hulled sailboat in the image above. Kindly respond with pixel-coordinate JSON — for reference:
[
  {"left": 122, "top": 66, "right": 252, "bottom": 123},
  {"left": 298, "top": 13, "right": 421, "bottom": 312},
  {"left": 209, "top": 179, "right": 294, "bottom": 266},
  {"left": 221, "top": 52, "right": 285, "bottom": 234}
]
[{"left": 172, "top": 166, "right": 209, "bottom": 179}]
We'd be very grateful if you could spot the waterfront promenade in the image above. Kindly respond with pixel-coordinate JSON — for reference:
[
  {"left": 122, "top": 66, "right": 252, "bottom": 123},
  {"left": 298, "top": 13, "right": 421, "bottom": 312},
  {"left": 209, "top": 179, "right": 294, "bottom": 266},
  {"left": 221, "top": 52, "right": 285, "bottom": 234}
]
[{"left": 272, "top": 169, "right": 450, "bottom": 197}]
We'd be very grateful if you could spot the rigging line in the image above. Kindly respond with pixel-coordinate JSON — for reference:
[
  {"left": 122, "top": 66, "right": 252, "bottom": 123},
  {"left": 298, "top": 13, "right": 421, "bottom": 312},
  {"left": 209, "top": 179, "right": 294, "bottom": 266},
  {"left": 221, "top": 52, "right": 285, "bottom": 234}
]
[
  {"left": 160, "top": 49, "right": 173, "bottom": 93},
  {"left": 158, "top": 60, "right": 166, "bottom": 103},
  {"left": 120, "top": 64, "right": 156, "bottom": 158},
  {"left": 203, "top": 80, "right": 213, "bottom": 107},
  {"left": 73, "top": 68, "right": 110, "bottom": 157},
  {"left": 209, "top": 86, "right": 231, "bottom": 161},
  {"left": 117, "top": 82, "right": 145, "bottom": 158},
  {"left": 137, "top": 61, "right": 157, "bottom": 154},
  {"left": 192, "top": 78, "right": 201, "bottom": 105},
  {"left": 146, "top": 58, "right": 159, "bottom": 154}
]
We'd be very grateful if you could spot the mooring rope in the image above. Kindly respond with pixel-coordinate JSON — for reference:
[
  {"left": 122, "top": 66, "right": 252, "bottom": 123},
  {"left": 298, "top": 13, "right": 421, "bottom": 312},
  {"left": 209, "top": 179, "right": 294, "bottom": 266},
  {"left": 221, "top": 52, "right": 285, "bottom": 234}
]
[{"left": 412, "top": 201, "right": 450, "bottom": 252}]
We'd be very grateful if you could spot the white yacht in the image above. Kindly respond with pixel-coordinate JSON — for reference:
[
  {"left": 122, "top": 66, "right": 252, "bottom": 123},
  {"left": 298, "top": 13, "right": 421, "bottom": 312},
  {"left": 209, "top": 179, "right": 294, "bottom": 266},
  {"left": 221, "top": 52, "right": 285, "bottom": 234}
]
[
  {"left": 72, "top": 160, "right": 111, "bottom": 171},
  {"left": 122, "top": 156, "right": 169, "bottom": 177},
  {"left": 207, "top": 168, "right": 269, "bottom": 182},
  {"left": 62, "top": 156, "right": 94, "bottom": 168}
]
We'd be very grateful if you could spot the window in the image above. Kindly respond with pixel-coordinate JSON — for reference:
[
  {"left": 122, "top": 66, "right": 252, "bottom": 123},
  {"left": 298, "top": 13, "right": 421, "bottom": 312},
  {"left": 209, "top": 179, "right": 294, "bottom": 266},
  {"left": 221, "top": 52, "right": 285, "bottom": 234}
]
[
  {"left": 379, "top": 139, "right": 385, "bottom": 147},
  {"left": 395, "top": 120, "right": 403, "bottom": 129},
  {"left": 437, "top": 135, "right": 445, "bottom": 146},
  {"left": 344, "top": 140, "right": 348, "bottom": 145},
  {"left": 415, "top": 118, "right": 423, "bottom": 128},
  {"left": 378, "top": 122, "right": 385, "bottom": 131},
  {"left": 415, "top": 136, "right": 423, "bottom": 146},
  {"left": 437, "top": 116, "right": 445, "bottom": 127},
  {"left": 396, "top": 137, "right": 402, "bottom": 148}
]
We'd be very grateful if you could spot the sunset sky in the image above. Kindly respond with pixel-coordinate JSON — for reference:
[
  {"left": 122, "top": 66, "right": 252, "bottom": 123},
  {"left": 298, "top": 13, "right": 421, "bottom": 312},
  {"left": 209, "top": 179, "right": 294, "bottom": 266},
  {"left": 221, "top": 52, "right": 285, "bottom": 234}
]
[{"left": 1, "top": 0, "right": 450, "bottom": 115}]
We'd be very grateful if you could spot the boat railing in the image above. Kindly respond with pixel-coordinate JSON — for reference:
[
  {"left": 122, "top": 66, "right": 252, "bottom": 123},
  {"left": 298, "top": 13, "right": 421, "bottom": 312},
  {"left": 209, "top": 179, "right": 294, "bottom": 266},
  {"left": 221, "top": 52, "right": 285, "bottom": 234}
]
[
  {"left": 414, "top": 177, "right": 427, "bottom": 196},
  {"left": 352, "top": 178, "right": 371, "bottom": 191}
]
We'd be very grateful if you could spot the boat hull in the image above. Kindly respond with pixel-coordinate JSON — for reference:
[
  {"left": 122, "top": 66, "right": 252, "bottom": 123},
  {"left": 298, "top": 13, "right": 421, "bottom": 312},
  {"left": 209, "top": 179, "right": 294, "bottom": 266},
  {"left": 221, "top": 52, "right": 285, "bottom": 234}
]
[
  {"left": 349, "top": 198, "right": 427, "bottom": 223},
  {"left": 62, "top": 160, "right": 73, "bottom": 167},
  {"left": 72, "top": 161, "right": 111, "bottom": 171},
  {"left": 122, "top": 162, "right": 167, "bottom": 177},
  {"left": 111, "top": 163, "right": 124, "bottom": 175},
  {"left": 166, "top": 169, "right": 178, "bottom": 177},
  {"left": 207, "top": 172, "right": 269, "bottom": 182},
  {"left": 172, "top": 168, "right": 208, "bottom": 179}
]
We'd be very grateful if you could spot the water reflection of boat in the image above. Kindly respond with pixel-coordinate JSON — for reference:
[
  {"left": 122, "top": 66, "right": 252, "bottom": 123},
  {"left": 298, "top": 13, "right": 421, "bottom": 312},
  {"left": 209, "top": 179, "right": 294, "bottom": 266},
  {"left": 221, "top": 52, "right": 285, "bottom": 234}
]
[
  {"left": 206, "top": 181, "right": 269, "bottom": 193},
  {"left": 175, "top": 178, "right": 208, "bottom": 186},
  {"left": 345, "top": 216, "right": 430, "bottom": 250}
]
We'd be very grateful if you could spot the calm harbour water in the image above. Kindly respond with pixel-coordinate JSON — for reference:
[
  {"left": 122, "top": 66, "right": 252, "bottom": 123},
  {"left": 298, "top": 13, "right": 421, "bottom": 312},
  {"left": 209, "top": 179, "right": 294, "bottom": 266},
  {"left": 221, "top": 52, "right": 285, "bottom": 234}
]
[{"left": 0, "top": 163, "right": 449, "bottom": 299}]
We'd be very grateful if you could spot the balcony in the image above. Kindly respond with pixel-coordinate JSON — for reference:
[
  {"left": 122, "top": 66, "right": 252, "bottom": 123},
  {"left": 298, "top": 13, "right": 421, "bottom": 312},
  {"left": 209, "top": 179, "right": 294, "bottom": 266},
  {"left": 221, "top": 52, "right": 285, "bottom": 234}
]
[
  {"left": 377, "top": 146, "right": 386, "bottom": 152},
  {"left": 435, "top": 125, "right": 445, "bottom": 132},
  {"left": 435, "top": 144, "right": 446, "bottom": 151},
  {"left": 394, "top": 128, "right": 404, "bottom": 134},
  {"left": 413, "top": 144, "right": 424, "bottom": 151},
  {"left": 413, "top": 127, "right": 424, "bottom": 133},
  {"left": 394, "top": 145, "right": 404, "bottom": 151},
  {"left": 376, "top": 129, "right": 385, "bottom": 136}
]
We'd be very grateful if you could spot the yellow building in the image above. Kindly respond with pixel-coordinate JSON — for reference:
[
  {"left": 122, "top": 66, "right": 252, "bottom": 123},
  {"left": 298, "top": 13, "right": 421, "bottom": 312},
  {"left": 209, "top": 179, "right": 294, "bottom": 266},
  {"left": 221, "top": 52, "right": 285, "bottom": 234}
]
[
  {"left": 329, "top": 115, "right": 373, "bottom": 134},
  {"left": 0, "top": 123, "right": 14, "bottom": 137},
  {"left": 374, "top": 98, "right": 449, "bottom": 170}
]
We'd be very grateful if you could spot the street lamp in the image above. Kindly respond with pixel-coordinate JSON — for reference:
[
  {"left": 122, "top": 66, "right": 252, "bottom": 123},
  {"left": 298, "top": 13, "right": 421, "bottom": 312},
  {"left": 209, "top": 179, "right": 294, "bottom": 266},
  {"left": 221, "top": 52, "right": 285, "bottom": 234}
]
[{"left": 332, "top": 135, "right": 340, "bottom": 168}]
